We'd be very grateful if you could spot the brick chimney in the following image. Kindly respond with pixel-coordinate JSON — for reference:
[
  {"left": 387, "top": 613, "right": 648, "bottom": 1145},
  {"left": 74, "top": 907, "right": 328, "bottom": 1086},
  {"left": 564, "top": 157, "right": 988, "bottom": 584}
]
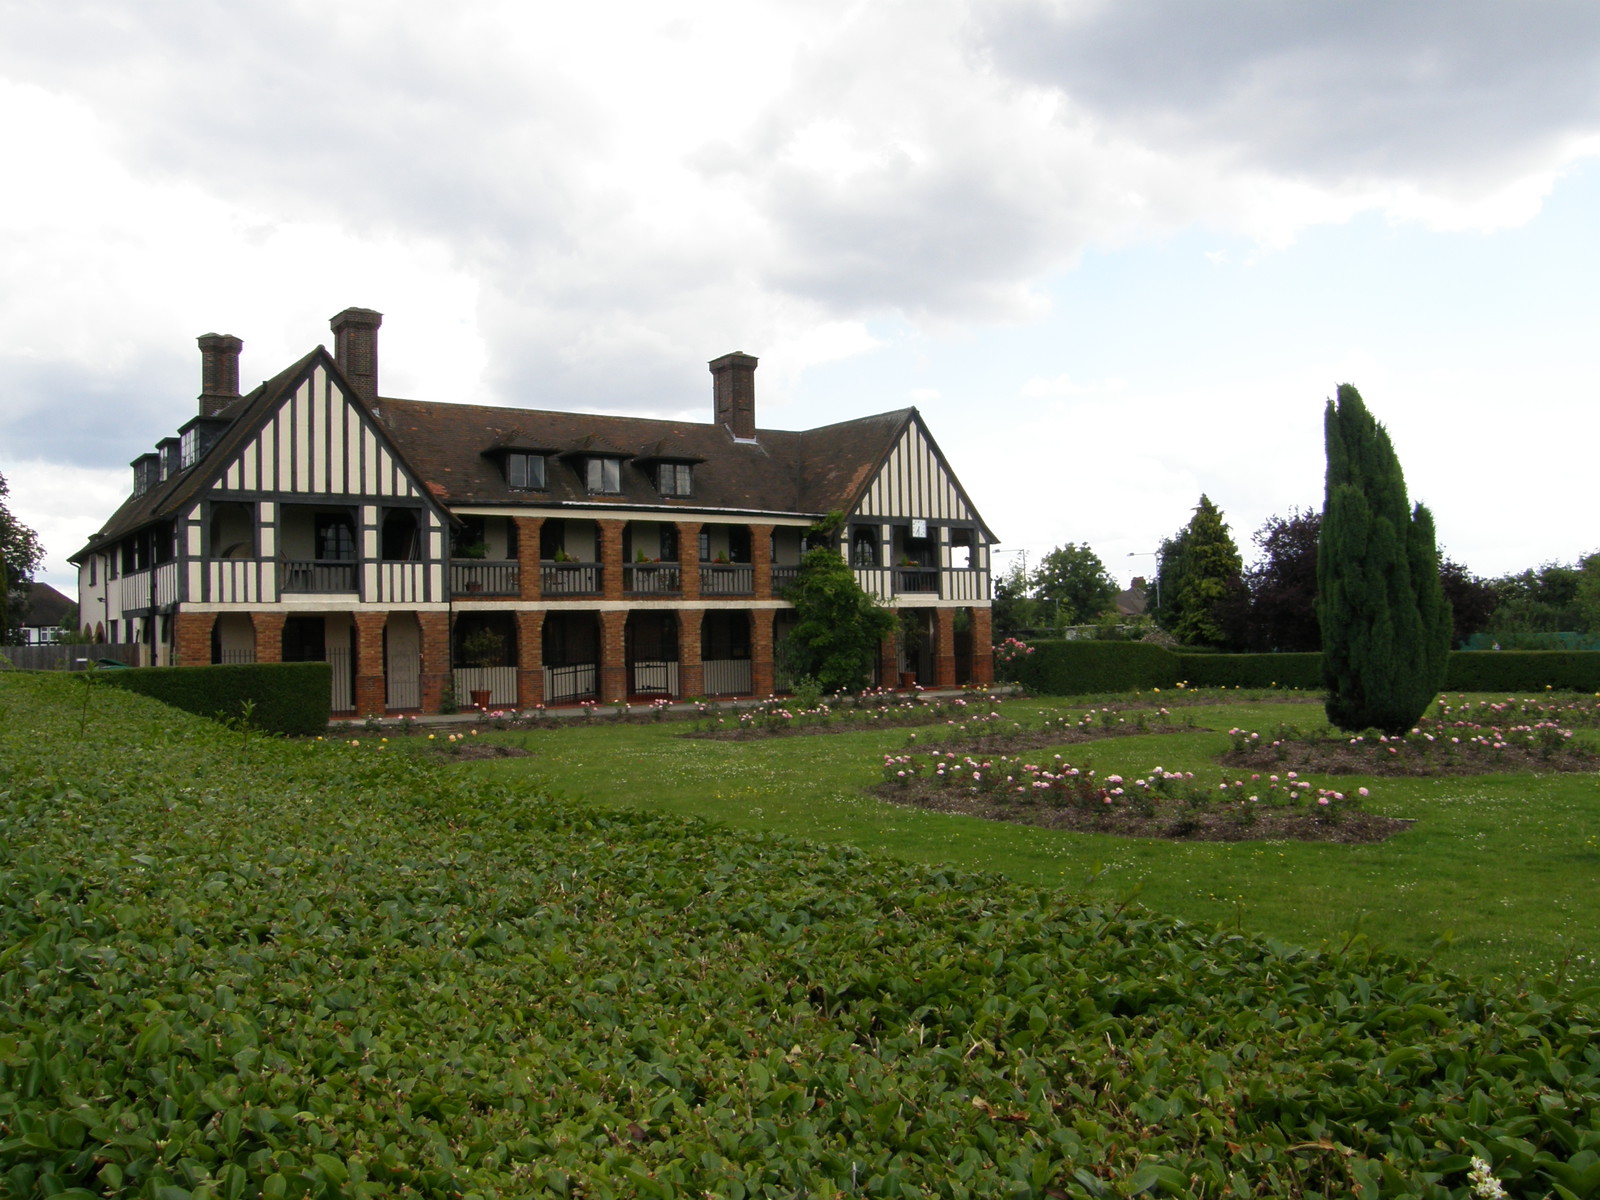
[
  {"left": 331, "top": 307, "right": 383, "bottom": 402},
  {"left": 197, "top": 333, "right": 243, "bottom": 416},
  {"left": 710, "top": 351, "right": 758, "bottom": 440}
]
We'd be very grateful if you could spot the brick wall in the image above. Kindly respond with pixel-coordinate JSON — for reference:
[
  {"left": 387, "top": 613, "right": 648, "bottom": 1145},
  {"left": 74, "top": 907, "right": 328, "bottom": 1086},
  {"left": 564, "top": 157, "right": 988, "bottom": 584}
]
[
  {"left": 971, "top": 607, "right": 995, "bottom": 685},
  {"left": 678, "top": 609, "right": 704, "bottom": 698},
  {"left": 599, "top": 609, "right": 627, "bottom": 702},
  {"left": 934, "top": 608, "right": 957, "bottom": 687},
  {"left": 419, "top": 611, "right": 450, "bottom": 713},
  {"left": 515, "top": 516, "right": 544, "bottom": 602},
  {"left": 353, "top": 612, "right": 387, "bottom": 715},
  {"left": 751, "top": 608, "right": 775, "bottom": 697},
  {"left": 173, "top": 610, "right": 215, "bottom": 666},
  {"left": 252, "top": 612, "right": 286, "bottom": 663},
  {"left": 516, "top": 609, "right": 546, "bottom": 708}
]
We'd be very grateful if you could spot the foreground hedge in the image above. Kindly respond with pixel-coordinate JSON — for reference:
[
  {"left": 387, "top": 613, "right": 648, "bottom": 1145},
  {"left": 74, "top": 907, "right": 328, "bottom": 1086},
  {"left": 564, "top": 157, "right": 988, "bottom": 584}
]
[
  {"left": 96, "top": 661, "right": 331, "bottom": 735},
  {"left": 5, "top": 671, "right": 1600, "bottom": 1198},
  {"left": 1015, "top": 640, "right": 1600, "bottom": 697}
]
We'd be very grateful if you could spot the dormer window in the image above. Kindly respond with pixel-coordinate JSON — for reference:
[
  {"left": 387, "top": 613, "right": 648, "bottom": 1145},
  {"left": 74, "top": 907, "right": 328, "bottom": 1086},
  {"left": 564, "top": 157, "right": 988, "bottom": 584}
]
[
  {"left": 657, "top": 463, "right": 693, "bottom": 497},
  {"left": 585, "top": 458, "right": 621, "bottom": 494},
  {"left": 506, "top": 452, "right": 546, "bottom": 490},
  {"left": 180, "top": 427, "right": 201, "bottom": 469}
]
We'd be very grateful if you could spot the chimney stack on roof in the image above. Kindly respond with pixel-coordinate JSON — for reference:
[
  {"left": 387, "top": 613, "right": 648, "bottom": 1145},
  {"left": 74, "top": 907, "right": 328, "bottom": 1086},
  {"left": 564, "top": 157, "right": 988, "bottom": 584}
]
[
  {"left": 710, "top": 351, "right": 758, "bottom": 441},
  {"left": 197, "top": 333, "right": 243, "bottom": 416},
  {"left": 331, "top": 307, "right": 383, "bottom": 402}
]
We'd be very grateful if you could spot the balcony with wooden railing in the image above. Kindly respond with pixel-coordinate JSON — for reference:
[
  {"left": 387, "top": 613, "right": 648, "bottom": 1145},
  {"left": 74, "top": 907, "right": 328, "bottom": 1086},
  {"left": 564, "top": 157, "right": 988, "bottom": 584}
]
[
  {"left": 451, "top": 559, "right": 520, "bottom": 596},
  {"left": 700, "top": 563, "right": 754, "bottom": 595},
  {"left": 624, "top": 563, "right": 682, "bottom": 595},
  {"left": 279, "top": 560, "right": 358, "bottom": 594},
  {"left": 541, "top": 561, "right": 604, "bottom": 597}
]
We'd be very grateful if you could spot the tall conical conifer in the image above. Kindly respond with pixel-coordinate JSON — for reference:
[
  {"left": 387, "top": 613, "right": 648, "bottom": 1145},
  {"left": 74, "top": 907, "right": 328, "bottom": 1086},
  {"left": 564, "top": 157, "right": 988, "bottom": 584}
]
[{"left": 1318, "top": 385, "right": 1451, "bottom": 733}]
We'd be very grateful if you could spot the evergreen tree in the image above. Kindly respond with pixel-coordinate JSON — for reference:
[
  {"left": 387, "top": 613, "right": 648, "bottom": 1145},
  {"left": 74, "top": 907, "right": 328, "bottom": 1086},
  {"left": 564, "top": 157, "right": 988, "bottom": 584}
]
[
  {"left": 1159, "top": 495, "right": 1245, "bottom": 647},
  {"left": 1318, "top": 384, "right": 1451, "bottom": 733}
]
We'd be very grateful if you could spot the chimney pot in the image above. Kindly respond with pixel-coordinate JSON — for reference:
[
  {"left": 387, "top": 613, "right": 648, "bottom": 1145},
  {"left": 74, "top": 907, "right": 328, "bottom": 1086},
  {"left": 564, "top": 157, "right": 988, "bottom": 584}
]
[
  {"left": 197, "top": 333, "right": 243, "bottom": 417},
  {"left": 330, "top": 307, "right": 383, "bottom": 402},
  {"left": 709, "top": 351, "right": 758, "bottom": 440}
]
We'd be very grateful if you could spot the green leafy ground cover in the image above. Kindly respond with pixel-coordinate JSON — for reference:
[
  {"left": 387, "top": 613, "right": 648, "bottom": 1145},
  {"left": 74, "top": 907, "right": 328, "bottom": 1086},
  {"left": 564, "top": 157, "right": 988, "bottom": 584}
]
[
  {"left": 462, "top": 692, "right": 1600, "bottom": 988},
  {"left": 5, "top": 672, "right": 1600, "bottom": 1198}
]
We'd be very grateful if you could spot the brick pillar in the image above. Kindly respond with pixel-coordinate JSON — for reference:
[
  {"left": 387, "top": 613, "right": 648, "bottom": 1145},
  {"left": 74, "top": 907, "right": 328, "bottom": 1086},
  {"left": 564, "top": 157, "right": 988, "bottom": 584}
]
[
  {"left": 515, "top": 516, "right": 544, "bottom": 602},
  {"left": 418, "top": 611, "right": 451, "bottom": 713},
  {"left": 173, "top": 610, "right": 216, "bottom": 666},
  {"left": 599, "top": 609, "right": 628, "bottom": 702},
  {"left": 878, "top": 628, "right": 899, "bottom": 691},
  {"left": 751, "top": 523, "right": 773, "bottom": 598},
  {"left": 678, "top": 521, "right": 702, "bottom": 600},
  {"left": 354, "top": 612, "right": 387, "bottom": 716},
  {"left": 934, "top": 607, "right": 957, "bottom": 688},
  {"left": 679, "top": 609, "right": 704, "bottom": 698},
  {"left": 252, "top": 612, "right": 286, "bottom": 663},
  {"left": 516, "top": 610, "right": 546, "bottom": 708},
  {"left": 599, "top": 520, "right": 625, "bottom": 602},
  {"left": 971, "top": 607, "right": 995, "bottom": 685},
  {"left": 751, "top": 608, "right": 776, "bottom": 697}
]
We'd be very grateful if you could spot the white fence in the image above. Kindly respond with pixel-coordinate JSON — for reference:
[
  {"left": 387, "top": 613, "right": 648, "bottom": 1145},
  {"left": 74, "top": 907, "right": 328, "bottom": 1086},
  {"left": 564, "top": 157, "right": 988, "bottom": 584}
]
[
  {"left": 453, "top": 666, "right": 518, "bottom": 708},
  {"left": 702, "top": 657, "right": 752, "bottom": 696}
]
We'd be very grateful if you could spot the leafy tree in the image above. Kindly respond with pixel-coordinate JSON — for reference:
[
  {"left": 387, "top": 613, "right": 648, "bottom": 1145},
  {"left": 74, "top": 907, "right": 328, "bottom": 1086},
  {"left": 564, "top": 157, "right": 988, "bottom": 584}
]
[
  {"left": 1487, "top": 561, "right": 1584, "bottom": 644},
  {"left": 1, "top": 471, "right": 45, "bottom": 644},
  {"left": 1031, "top": 543, "right": 1117, "bottom": 627},
  {"left": 1437, "top": 557, "right": 1501, "bottom": 647},
  {"left": 990, "top": 560, "right": 1042, "bottom": 640},
  {"left": 781, "top": 545, "right": 897, "bottom": 693},
  {"left": 1318, "top": 384, "right": 1450, "bottom": 734},
  {"left": 1575, "top": 554, "right": 1600, "bottom": 636},
  {"left": 1244, "top": 508, "right": 1321, "bottom": 652},
  {"left": 1160, "top": 495, "right": 1245, "bottom": 647}
]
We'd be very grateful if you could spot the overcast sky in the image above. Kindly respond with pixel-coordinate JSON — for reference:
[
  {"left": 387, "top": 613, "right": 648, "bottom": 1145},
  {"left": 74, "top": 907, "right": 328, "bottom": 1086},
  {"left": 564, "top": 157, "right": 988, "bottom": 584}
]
[{"left": 4, "top": 0, "right": 1598, "bottom": 595}]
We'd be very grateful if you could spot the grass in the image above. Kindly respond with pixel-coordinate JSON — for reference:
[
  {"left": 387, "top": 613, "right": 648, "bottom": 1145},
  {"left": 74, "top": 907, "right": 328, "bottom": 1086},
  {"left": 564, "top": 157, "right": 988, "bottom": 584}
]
[
  {"left": 7, "top": 670, "right": 1600, "bottom": 1198},
  {"left": 452, "top": 691, "right": 1600, "bottom": 987}
]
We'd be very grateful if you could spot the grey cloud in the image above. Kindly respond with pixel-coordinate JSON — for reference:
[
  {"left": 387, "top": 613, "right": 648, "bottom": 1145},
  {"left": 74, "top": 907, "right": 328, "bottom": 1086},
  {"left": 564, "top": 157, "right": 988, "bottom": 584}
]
[
  {"left": 977, "top": 0, "right": 1600, "bottom": 187},
  {"left": 0, "top": 353, "right": 190, "bottom": 467},
  {"left": 0, "top": 2, "right": 592, "bottom": 251}
]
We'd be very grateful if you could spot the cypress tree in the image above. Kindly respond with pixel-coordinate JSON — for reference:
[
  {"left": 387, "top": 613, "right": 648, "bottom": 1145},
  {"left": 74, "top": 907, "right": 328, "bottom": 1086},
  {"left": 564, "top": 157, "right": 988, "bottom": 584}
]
[{"left": 1318, "top": 385, "right": 1451, "bottom": 733}]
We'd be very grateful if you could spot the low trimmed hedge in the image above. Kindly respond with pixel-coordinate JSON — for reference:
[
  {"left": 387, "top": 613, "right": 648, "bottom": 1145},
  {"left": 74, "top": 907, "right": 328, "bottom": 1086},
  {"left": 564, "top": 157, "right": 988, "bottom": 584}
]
[
  {"left": 1178, "top": 651, "right": 1323, "bottom": 690},
  {"left": 1012, "top": 640, "right": 1179, "bottom": 694},
  {"left": 97, "top": 661, "right": 332, "bottom": 735},
  {"left": 1014, "top": 640, "right": 1600, "bottom": 697},
  {"left": 1445, "top": 651, "right": 1600, "bottom": 694}
]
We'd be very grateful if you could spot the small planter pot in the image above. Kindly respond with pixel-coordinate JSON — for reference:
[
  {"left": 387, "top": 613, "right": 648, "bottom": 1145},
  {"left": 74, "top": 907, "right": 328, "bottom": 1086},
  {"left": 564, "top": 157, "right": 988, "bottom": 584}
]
[{"left": 469, "top": 689, "right": 492, "bottom": 710}]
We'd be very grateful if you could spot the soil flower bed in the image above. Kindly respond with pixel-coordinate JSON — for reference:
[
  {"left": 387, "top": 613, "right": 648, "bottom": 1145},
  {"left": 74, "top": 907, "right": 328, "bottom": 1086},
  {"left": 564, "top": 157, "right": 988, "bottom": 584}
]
[
  {"left": 905, "top": 705, "right": 1202, "bottom": 756},
  {"left": 1220, "top": 714, "right": 1600, "bottom": 776},
  {"left": 685, "top": 690, "right": 1009, "bottom": 740},
  {"left": 876, "top": 752, "right": 1408, "bottom": 844}
]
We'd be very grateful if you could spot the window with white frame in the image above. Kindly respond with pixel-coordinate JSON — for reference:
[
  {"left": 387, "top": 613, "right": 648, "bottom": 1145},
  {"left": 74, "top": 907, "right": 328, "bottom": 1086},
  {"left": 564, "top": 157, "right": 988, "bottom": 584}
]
[
  {"left": 506, "top": 452, "right": 546, "bottom": 490},
  {"left": 585, "top": 457, "right": 621, "bottom": 494}
]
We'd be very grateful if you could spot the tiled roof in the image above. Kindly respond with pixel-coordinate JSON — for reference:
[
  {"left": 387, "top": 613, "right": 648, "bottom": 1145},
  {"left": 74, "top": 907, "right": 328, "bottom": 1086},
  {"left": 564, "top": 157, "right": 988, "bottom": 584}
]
[
  {"left": 74, "top": 330, "right": 995, "bottom": 559},
  {"left": 373, "top": 397, "right": 916, "bottom": 517},
  {"left": 75, "top": 349, "right": 328, "bottom": 555}
]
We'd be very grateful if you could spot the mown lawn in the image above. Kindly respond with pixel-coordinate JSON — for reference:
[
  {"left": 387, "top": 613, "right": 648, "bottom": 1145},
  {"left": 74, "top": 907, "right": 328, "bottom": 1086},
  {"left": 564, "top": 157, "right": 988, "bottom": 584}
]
[{"left": 459, "top": 692, "right": 1600, "bottom": 987}]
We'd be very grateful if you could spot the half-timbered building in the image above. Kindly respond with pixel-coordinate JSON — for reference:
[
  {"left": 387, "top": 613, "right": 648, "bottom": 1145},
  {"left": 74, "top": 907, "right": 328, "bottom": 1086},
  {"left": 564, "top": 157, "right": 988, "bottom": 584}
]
[{"left": 73, "top": 308, "right": 996, "bottom": 715}]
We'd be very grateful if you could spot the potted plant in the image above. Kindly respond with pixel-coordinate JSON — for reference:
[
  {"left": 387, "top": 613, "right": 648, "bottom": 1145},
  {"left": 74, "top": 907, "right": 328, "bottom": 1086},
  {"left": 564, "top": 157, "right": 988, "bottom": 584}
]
[{"left": 459, "top": 627, "right": 506, "bottom": 709}]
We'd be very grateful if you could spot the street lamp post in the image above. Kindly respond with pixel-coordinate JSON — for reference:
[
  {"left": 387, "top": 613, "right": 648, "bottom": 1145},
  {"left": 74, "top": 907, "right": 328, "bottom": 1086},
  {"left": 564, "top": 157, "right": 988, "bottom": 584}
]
[{"left": 1127, "top": 551, "right": 1160, "bottom": 612}]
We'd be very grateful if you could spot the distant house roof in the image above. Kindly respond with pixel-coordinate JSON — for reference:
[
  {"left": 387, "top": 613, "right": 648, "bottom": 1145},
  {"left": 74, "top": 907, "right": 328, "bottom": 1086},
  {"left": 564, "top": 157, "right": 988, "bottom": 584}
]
[
  {"left": 1115, "top": 578, "right": 1148, "bottom": 617},
  {"left": 24, "top": 582, "right": 73, "bottom": 628}
]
